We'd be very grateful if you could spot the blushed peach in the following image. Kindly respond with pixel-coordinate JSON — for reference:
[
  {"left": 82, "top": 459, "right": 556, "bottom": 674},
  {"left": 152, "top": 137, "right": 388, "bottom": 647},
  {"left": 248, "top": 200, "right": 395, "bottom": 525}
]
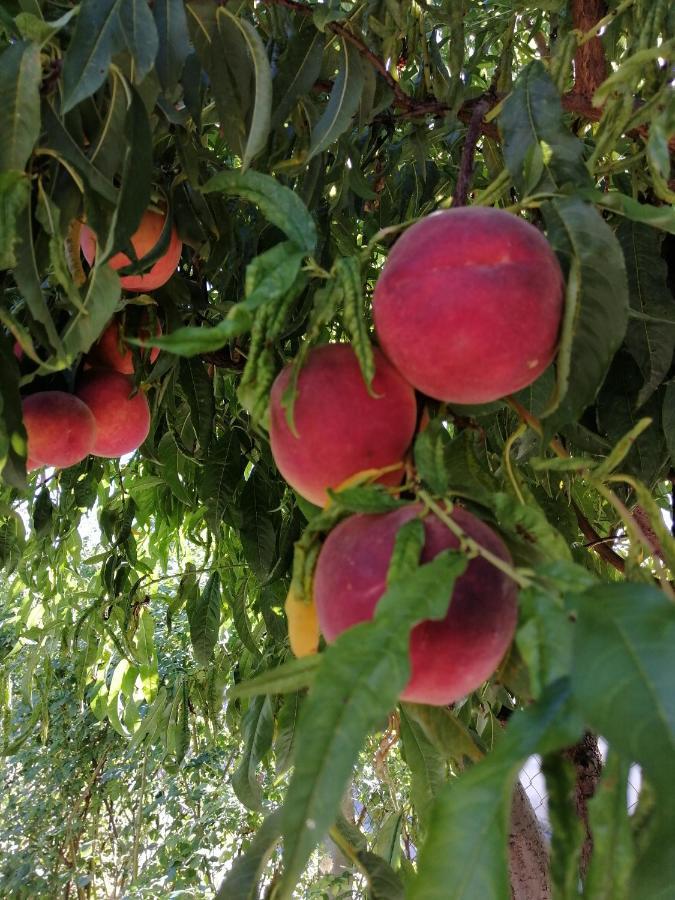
[
  {"left": 314, "top": 504, "right": 518, "bottom": 705},
  {"left": 373, "top": 207, "right": 564, "bottom": 403},
  {"left": 80, "top": 209, "right": 182, "bottom": 292},
  {"left": 269, "top": 344, "right": 417, "bottom": 507},
  {"left": 22, "top": 392, "right": 97, "bottom": 469},
  {"left": 88, "top": 318, "right": 161, "bottom": 374},
  {"left": 76, "top": 370, "right": 150, "bottom": 458}
]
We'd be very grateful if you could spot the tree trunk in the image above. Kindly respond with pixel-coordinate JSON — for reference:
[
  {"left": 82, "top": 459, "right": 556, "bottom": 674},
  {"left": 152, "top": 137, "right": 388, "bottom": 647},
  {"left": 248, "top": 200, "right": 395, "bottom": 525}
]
[
  {"left": 509, "top": 781, "right": 551, "bottom": 900},
  {"left": 571, "top": 0, "right": 608, "bottom": 99},
  {"left": 563, "top": 732, "right": 603, "bottom": 877}
]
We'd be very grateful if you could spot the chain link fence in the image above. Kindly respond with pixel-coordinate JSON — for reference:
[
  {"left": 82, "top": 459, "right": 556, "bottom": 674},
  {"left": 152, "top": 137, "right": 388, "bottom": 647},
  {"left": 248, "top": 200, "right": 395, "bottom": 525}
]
[{"left": 519, "top": 743, "right": 642, "bottom": 840}]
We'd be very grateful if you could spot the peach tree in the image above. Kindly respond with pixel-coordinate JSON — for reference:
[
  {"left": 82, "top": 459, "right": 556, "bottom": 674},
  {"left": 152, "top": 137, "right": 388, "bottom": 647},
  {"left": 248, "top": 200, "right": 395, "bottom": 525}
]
[{"left": 0, "top": 0, "right": 674, "bottom": 896}]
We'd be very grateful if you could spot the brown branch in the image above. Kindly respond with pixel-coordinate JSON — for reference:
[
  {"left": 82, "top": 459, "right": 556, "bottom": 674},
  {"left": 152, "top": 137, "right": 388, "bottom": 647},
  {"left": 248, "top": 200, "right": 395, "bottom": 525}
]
[
  {"left": 572, "top": 501, "right": 626, "bottom": 574},
  {"left": 261, "top": 0, "right": 660, "bottom": 148},
  {"left": 453, "top": 99, "right": 491, "bottom": 207}
]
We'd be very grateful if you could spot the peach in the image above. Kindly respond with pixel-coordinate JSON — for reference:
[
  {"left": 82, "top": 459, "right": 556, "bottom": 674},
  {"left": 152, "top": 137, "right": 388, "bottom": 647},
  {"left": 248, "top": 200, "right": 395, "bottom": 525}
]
[
  {"left": 314, "top": 504, "right": 518, "bottom": 705},
  {"left": 80, "top": 209, "right": 182, "bottom": 292},
  {"left": 88, "top": 318, "right": 161, "bottom": 374},
  {"left": 373, "top": 207, "right": 564, "bottom": 403},
  {"left": 269, "top": 344, "right": 417, "bottom": 506},
  {"left": 76, "top": 370, "right": 150, "bottom": 458},
  {"left": 22, "top": 392, "right": 97, "bottom": 469}
]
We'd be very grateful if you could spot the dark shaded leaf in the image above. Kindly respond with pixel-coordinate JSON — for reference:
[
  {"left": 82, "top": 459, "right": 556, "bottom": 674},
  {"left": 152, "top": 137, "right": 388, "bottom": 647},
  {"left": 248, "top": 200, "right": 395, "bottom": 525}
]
[
  {"left": 619, "top": 222, "right": 675, "bottom": 406},
  {"left": 231, "top": 695, "right": 274, "bottom": 810},
  {"left": 542, "top": 197, "right": 629, "bottom": 430},
  {"left": 307, "top": 40, "right": 364, "bottom": 161},
  {"left": 0, "top": 41, "right": 42, "bottom": 171},
  {"left": 187, "top": 572, "right": 221, "bottom": 666},
  {"left": 229, "top": 655, "right": 320, "bottom": 700},
  {"left": 501, "top": 60, "right": 590, "bottom": 195},
  {"left": 203, "top": 169, "right": 317, "bottom": 253}
]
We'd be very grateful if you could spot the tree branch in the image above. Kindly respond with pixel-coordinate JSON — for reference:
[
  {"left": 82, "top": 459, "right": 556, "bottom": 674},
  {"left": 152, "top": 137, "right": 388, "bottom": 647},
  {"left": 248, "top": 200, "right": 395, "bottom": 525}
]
[
  {"left": 572, "top": 501, "right": 626, "bottom": 574},
  {"left": 453, "top": 99, "right": 491, "bottom": 207}
]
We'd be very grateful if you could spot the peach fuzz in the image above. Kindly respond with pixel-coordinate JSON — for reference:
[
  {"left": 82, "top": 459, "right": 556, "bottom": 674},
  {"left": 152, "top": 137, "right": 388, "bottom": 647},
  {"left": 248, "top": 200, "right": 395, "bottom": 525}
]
[
  {"left": 80, "top": 209, "right": 182, "bottom": 292},
  {"left": 22, "top": 392, "right": 97, "bottom": 469},
  {"left": 76, "top": 370, "right": 150, "bottom": 458},
  {"left": 373, "top": 207, "right": 564, "bottom": 404},
  {"left": 269, "top": 344, "right": 417, "bottom": 507},
  {"left": 314, "top": 504, "right": 518, "bottom": 706},
  {"left": 88, "top": 318, "right": 161, "bottom": 375}
]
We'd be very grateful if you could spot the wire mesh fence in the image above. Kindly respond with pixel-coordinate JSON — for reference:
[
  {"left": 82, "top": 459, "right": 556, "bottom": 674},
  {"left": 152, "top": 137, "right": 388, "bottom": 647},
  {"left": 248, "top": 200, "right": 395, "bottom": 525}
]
[{"left": 519, "top": 748, "right": 642, "bottom": 841}]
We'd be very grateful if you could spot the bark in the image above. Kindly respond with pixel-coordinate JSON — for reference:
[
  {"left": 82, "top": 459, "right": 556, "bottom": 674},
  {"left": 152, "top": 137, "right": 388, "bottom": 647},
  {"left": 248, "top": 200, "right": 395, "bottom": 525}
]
[
  {"left": 563, "top": 732, "right": 603, "bottom": 877},
  {"left": 509, "top": 781, "right": 551, "bottom": 900},
  {"left": 571, "top": 0, "right": 608, "bottom": 99}
]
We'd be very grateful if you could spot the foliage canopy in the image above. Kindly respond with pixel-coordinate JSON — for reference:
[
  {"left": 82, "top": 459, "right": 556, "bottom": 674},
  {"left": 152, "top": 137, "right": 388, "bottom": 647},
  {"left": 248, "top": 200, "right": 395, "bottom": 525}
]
[{"left": 1, "top": 0, "right": 674, "bottom": 897}]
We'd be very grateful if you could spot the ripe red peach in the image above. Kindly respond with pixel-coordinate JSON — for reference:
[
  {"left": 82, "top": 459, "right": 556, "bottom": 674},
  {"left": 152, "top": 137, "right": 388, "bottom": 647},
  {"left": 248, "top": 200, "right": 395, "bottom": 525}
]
[
  {"left": 269, "top": 344, "right": 417, "bottom": 507},
  {"left": 88, "top": 318, "right": 161, "bottom": 375},
  {"left": 373, "top": 207, "right": 564, "bottom": 404},
  {"left": 314, "top": 504, "right": 518, "bottom": 705},
  {"left": 76, "top": 370, "right": 150, "bottom": 458},
  {"left": 80, "top": 209, "right": 182, "bottom": 293},
  {"left": 22, "top": 392, "right": 97, "bottom": 469}
]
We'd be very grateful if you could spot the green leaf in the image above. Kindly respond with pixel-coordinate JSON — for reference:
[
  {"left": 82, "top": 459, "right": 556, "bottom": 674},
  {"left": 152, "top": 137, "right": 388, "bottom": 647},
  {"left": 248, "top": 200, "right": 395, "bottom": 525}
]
[
  {"left": 307, "top": 39, "right": 364, "bottom": 161},
  {"left": 271, "top": 25, "right": 325, "bottom": 129},
  {"left": 101, "top": 86, "right": 154, "bottom": 265},
  {"left": 0, "top": 41, "right": 42, "bottom": 171},
  {"left": 516, "top": 584, "right": 573, "bottom": 698},
  {"left": 274, "top": 691, "right": 302, "bottom": 775},
  {"left": 571, "top": 583, "right": 675, "bottom": 794},
  {"left": 541, "top": 197, "right": 629, "bottom": 429},
  {"left": 399, "top": 707, "right": 446, "bottom": 830},
  {"left": 179, "top": 357, "right": 214, "bottom": 453},
  {"left": 415, "top": 420, "right": 451, "bottom": 496},
  {"left": 118, "top": 0, "right": 159, "bottom": 83},
  {"left": 584, "top": 190, "right": 675, "bottom": 235},
  {"left": 198, "top": 431, "right": 245, "bottom": 532},
  {"left": 279, "top": 551, "right": 467, "bottom": 897},
  {"left": 0, "top": 171, "right": 30, "bottom": 270},
  {"left": 217, "top": 9, "right": 272, "bottom": 171},
  {"left": 327, "top": 484, "right": 407, "bottom": 514},
  {"left": 584, "top": 753, "right": 634, "bottom": 900},
  {"left": 187, "top": 572, "right": 221, "bottom": 666},
  {"left": 13, "top": 202, "right": 64, "bottom": 353},
  {"left": 146, "top": 309, "right": 251, "bottom": 357},
  {"left": 229, "top": 655, "right": 320, "bottom": 700},
  {"left": 231, "top": 695, "right": 274, "bottom": 810},
  {"left": 401, "top": 703, "right": 483, "bottom": 765},
  {"left": 60, "top": 264, "right": 122, "bottom": 358},
  {"left": 215, "top": 810, "right": 282, "bottom": 900},
  {"left": 542, "top": 753, "right": 585, "bottom": 896},
  {"left": 242, "top": 242, "right": 305, "bottom": 313},
  {"left": 134, "top": 608, "right": 159, "bottom": 702},
  {"left": 618, "top": 222, "right": 675, "bottom": 407},
  {"left": 203, "top": 169, "right": 317, "bottom": 253},
  {"left": 411, "top": 679, "right": 582, "bottom": 900},
  {"left": 0, "top": 337, "right": 26, "bottom": 488},
  {"left": 239, "top": 470, "right": 277, "bottom": 582},
  {"left": 500, "top": 60, "right": 590, "bottom": 195},
  {"left": 494, "top": 491, "right": 572, "bottom": 563},
  {"left": 153, "top": 0, "right": 191, "bottom": 93},
  {"left": 62, "top": 0, "right": 125, "bottom": 113},
  {"left": 43, "top": 103, "right": 118, "bottom": 203},
  {"left": 335, "top": 256, "right": 375, "bottom": 388}
]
